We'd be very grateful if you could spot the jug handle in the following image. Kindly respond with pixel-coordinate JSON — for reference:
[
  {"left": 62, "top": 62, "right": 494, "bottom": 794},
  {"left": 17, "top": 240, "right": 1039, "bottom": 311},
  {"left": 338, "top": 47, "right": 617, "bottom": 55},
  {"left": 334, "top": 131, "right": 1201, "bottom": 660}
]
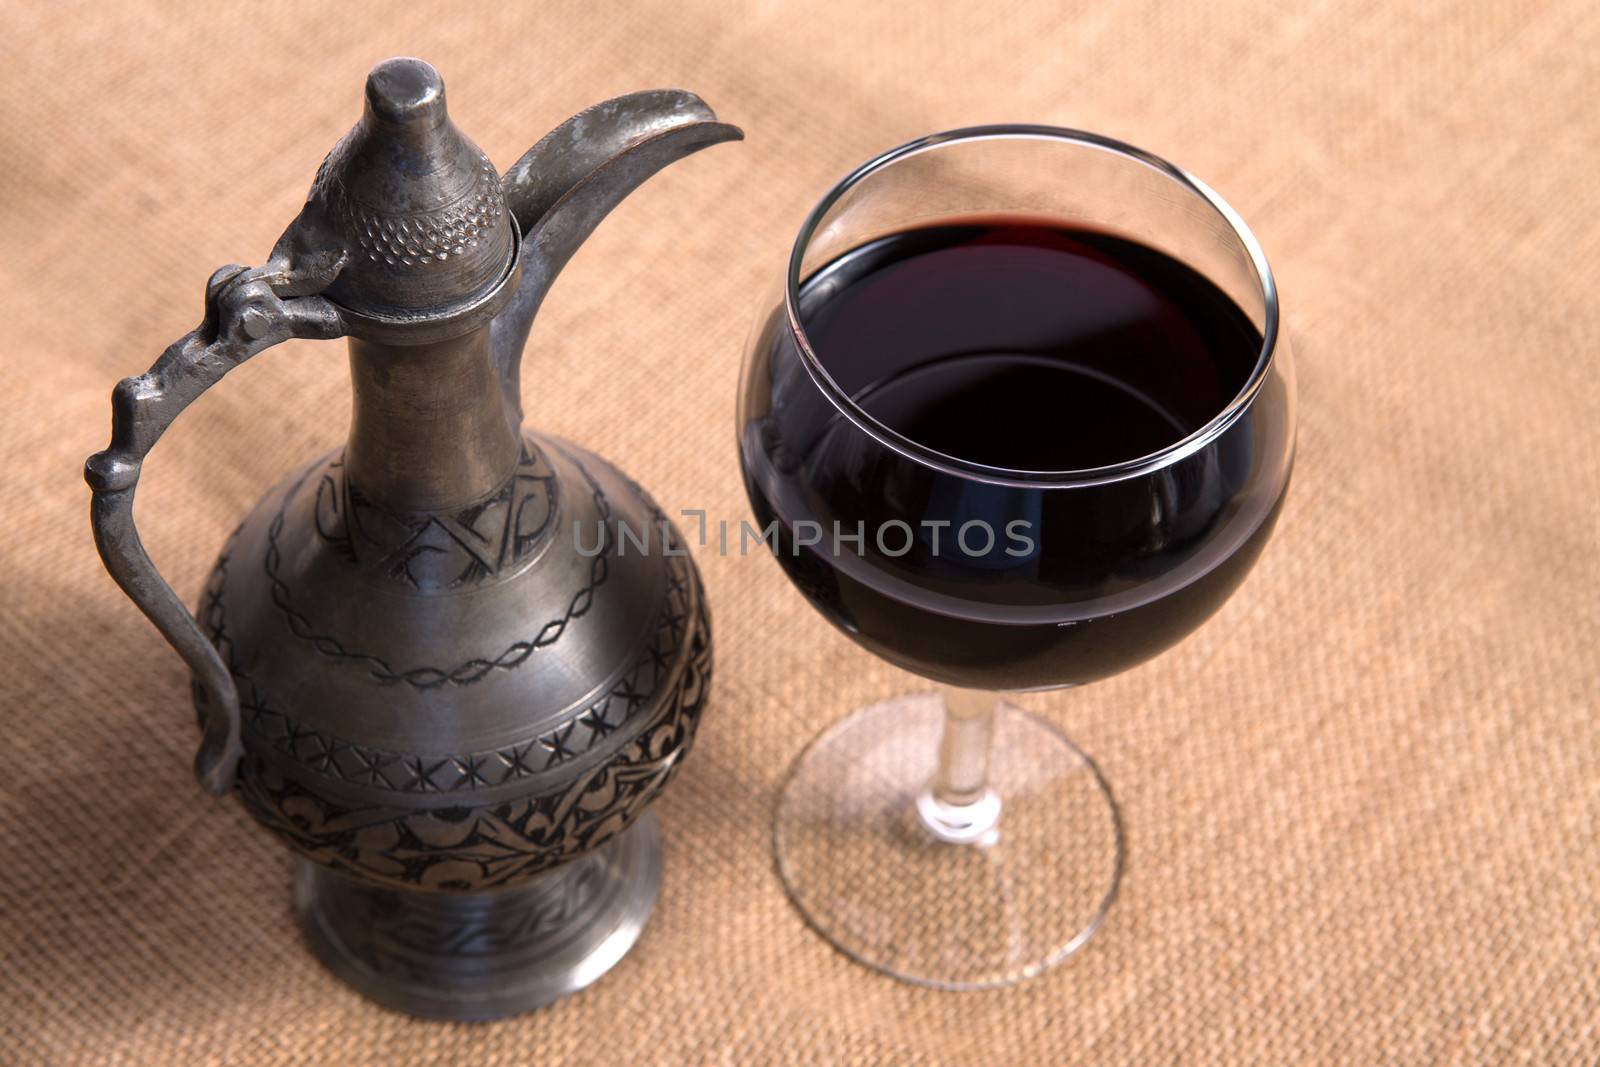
[{"left": 84, "top": 264, "right": 344, "bottom": 795}]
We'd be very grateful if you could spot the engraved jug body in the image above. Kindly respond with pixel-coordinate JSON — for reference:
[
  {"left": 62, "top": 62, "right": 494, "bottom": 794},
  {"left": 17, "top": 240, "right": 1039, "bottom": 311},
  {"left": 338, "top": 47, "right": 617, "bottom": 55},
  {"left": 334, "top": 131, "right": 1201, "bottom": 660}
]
[{"left": 85, "top": 57, "right": 738, "bottom": 1019}]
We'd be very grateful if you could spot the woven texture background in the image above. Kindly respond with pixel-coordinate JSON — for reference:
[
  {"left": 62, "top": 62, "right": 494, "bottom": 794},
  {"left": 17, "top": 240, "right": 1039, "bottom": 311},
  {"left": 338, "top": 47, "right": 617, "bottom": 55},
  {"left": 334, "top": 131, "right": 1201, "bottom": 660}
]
[{"left": 3, "top": 1, "right": 1597, "bottom": 1063}]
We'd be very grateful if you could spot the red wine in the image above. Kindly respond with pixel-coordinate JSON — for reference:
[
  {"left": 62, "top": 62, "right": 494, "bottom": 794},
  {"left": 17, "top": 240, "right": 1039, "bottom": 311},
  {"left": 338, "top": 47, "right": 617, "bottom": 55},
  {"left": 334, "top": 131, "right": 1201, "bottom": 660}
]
[
  {"left": 803, "top": 222, "right": 1259, "bottom": 470},
  {"left": 739, "top": 219, "right": 1293, "bottom": 689},
  {"left": 853, "top": 352, "right": 1186, "bottom": 471}
]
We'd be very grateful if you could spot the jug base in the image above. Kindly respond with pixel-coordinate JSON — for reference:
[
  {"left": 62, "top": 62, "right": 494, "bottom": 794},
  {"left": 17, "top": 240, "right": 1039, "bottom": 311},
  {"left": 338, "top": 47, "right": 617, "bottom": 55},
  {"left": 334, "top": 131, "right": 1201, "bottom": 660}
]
[{"left": 292, "top": 811, "right": 663, "bottom": 1020}]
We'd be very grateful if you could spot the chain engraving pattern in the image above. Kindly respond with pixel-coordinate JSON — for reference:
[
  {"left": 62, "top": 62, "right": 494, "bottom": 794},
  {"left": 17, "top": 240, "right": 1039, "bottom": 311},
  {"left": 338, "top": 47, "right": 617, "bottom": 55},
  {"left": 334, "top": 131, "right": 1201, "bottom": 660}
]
[
  {"left": 200, "top": 543, "right": 693, "bottom": 792},
  {"left": 263, "top": 448, "right": 613, "bottom": 688}
]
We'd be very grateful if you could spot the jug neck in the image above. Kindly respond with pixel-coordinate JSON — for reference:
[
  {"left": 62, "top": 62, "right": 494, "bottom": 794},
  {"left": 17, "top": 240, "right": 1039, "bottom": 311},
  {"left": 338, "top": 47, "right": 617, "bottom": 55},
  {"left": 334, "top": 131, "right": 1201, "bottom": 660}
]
[{"left": 344, "top": 328, "right": 522, "bottom": 514}]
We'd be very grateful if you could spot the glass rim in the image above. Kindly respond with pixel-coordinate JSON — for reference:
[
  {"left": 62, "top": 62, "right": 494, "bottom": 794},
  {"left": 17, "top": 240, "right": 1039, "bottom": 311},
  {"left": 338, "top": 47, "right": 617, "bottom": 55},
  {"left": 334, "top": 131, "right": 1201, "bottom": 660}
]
[{"left": 783, "top": 124, "right": 1282, "bottom": 489}]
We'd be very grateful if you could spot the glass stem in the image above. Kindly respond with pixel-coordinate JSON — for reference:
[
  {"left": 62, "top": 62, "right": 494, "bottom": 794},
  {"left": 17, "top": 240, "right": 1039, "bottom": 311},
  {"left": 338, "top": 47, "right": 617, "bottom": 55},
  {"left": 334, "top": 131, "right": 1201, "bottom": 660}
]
[{"left": 916, "top": 688, "right": 1002, "bottom": 845}]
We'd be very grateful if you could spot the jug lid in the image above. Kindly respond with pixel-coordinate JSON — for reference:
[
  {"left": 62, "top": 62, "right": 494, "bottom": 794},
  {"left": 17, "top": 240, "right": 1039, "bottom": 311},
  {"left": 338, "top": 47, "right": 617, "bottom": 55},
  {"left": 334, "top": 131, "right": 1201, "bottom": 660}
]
[{"left": 285, "top": 58, "right": 516, "bottom": 325}]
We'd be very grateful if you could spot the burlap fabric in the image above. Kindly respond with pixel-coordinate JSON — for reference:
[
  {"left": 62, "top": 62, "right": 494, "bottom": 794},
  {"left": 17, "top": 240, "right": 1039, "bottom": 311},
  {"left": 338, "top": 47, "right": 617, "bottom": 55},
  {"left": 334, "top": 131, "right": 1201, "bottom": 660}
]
[{"left": 3, "top": 2, "right": 1596, "bottom": 1063}]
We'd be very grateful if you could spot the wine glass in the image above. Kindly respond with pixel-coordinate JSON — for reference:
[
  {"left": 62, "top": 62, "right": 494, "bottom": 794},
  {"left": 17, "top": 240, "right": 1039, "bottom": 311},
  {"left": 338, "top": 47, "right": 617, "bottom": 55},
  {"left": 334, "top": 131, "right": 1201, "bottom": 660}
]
[{"left": 737, "top": 126, "right": 1295, "bottom": 988}]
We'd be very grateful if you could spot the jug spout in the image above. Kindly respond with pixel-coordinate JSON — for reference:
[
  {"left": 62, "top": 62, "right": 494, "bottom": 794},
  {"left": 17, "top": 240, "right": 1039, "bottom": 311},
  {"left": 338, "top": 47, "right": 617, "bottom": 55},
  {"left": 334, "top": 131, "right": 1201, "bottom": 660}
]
[{"left": 489, "top": 91, "right": 742, "bottom": 430}]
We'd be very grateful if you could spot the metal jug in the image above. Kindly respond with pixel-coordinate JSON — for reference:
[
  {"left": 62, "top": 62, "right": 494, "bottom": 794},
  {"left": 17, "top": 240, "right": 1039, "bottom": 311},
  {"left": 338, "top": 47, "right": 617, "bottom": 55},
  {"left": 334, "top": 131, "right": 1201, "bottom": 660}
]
[{"left": 84, "top": 57, "right": 738, "bottom": 1020}]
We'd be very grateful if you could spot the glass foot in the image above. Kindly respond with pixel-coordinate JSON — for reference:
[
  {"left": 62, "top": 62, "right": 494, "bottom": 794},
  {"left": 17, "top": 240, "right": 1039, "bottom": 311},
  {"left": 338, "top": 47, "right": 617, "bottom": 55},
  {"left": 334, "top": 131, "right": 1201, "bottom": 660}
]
[{"left": 774, "top": 694, "right": 1123, "bottom": 988}]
